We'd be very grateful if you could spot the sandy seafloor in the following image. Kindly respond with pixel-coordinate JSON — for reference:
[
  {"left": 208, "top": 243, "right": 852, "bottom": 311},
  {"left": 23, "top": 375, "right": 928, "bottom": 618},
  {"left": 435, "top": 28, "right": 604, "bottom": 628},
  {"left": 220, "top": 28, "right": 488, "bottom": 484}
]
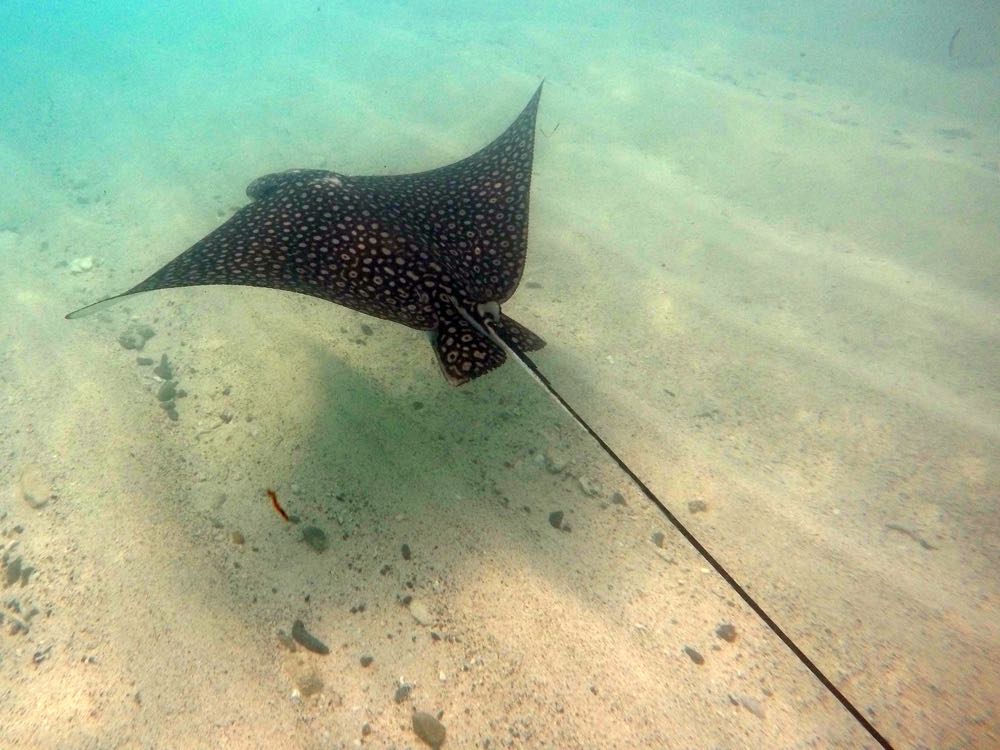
[{"left": 1, "top": 3, "right": 998, "bottom": 749}]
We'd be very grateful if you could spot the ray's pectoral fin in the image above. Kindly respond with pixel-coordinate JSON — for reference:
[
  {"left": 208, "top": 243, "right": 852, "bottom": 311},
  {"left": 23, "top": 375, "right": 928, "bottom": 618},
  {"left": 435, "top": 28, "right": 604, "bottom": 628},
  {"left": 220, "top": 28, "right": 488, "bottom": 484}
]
[
  {"left": 493, "top": 314, "right": 545, "bottom": 352},
  {"left": 430, "top": 312, "right": 507, "bottom": 386}
]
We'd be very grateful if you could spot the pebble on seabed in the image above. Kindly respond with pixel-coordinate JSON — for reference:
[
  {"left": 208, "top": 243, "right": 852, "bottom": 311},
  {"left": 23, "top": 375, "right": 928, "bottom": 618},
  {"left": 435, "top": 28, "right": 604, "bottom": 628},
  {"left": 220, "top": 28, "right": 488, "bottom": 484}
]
[
  {"left": 393, "top": 683, "right": 413, "bottom": 703},
  {"left": 291, "top": 619, "right": 329, "bottom": 655},
  {"left": 118, "top": 323, "right": 155, "bottom": 351},
  {"left": 152, "top": 353, "right": 173, "bottom": 380},
  {"left": 69, "top": 256, "right": 94, "bottom": 273},
  {"left": 684, "top": 646, "right": 704, "bottom": 665},
  {"left": 715, "top": 623, "right": 737, "bottom": 642},
  {"left": 730, "top": 693, "right": 766, "bottom": 719},
  {"left": 412, "top": 711, "right": 446, "bottom": 749},
  {"left": 301, "top": 526, "right": 328, "bottom": 553},
  {"left": 19, "top": 464, "right": 51, "bottom": 509},
  {"left": 408, "top": 599, "right": 433, "bottom": 626}
]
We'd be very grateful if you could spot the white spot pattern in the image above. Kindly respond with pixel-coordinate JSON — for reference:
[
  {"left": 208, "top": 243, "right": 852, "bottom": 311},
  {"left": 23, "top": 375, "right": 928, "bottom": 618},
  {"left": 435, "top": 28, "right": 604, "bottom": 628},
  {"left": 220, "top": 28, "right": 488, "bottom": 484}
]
[{"left": 72, "top": 83, "right": 548, "bottom": 383}]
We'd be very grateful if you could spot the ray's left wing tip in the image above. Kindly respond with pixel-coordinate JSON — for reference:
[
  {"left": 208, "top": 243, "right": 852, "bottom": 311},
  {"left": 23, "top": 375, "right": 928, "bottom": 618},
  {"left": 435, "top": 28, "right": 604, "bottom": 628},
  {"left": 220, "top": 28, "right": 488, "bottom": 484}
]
[{"left": 65, "top": 293, "right": 130, "bottom": 320}]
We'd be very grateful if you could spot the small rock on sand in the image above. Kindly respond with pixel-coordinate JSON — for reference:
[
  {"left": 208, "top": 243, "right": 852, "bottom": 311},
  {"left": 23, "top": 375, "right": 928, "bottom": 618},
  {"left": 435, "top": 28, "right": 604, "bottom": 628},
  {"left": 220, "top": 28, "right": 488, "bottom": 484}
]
[
  {"left": 69, "top": 256, "right": 94, "bottom": 274},
  {"left": 283, "top": 652, "right": 323, "bottom": 697},
  {"left": 409, "top": 598, "right": 433, "bottom": 626},
  {"left": 577, "top": 475, "right": 601, "bottom": 497},
  {"left": 412, "top": 711, "right": 446, "bottom": 748},
  {"left": 715, "top": 623, "right": 737, "bottom": 642},
  {"left": 19, "top": 464, "right": 51, "bottom": 509},
  {"left": 291, "top": 619, "right": 329, "bottom": 655},
  {"left": 302, "top": 526, "right": 328, "bottom": 552},
  {"left": 118, "top": 323, "right": 155, "bottom": 351},
  {"left": 118, "top": 330, "right": 145, "bottom": 350},
  {"left": 683, "top": 646, "right": 704, "bottom": 665},
  {"left": 543, "top": 449, "right": 567, "bottom": 474},
  {"left": 730, "top": 693, "right": 766, "bottom": 719},
  {"left": 152, "top": 353, "right": 173, "bottom": 380}
]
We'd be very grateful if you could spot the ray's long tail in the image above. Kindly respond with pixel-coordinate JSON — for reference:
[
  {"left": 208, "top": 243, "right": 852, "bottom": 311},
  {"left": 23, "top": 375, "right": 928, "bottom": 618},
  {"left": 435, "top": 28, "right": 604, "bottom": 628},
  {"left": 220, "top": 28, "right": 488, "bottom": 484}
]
[{"left": 493, "top": 332, "right": 895, "bottom": 750}]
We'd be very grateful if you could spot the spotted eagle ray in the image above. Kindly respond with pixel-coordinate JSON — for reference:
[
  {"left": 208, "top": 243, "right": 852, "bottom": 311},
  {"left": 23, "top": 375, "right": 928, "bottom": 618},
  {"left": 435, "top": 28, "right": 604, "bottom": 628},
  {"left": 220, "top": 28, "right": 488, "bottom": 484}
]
[
  {"left": 62, "top": 83, "right": 899, "bottom": 747},
  {"left": 67, "top": 82, "right": 546, "bottom": 385}
]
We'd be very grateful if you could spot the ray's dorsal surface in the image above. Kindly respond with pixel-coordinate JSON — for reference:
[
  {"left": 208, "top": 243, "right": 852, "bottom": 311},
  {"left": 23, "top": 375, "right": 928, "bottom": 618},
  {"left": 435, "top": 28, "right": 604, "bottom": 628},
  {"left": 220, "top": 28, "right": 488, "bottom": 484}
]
[{"left": 66, "top": 82, "right": 546, "bottom": 385}]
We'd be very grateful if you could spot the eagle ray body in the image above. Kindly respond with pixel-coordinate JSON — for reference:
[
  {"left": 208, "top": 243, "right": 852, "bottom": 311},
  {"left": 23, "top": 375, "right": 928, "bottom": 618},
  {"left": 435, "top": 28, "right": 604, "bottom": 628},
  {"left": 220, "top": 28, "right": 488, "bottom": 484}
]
[{"left": 67, "top": 83, "right": 546, "bottom": 384}]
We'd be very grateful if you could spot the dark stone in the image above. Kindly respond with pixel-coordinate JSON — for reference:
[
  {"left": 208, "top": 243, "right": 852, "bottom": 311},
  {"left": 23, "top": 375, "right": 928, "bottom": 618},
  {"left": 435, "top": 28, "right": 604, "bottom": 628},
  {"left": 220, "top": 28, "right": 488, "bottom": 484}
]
[
  {"left": 302, "top": 526, "right": 328, "bottom": 553},
  {"left": 118, "top": 330, "right": 145, "bottom": 350},
  {"left": 651, "top": 531, "right": 666, "bottom": 548},
  {"left": 684, "top": 646, "right": 704, "bottom": 665},
  {"left": 291, "top": 619, "right": 329, "bottom": 655},
  {"left": 157, "top": 381, "right": 177, "bottom": 402},
  {"left": 3, "top": 557, "right": 22, "bottom": 587},
  {"left": 688, "top": 500, "right": 708, "bottom": 513},
  {"left": 412, "top": 711, "right": 446, "bottom": 748},
  {"left": 548, "top": 510, "right": 564, "bottom": 529},
  {"left": 610, "top": 491, "right": 627, "bottom": 506},
  {"left": 136, "top": 357, "right": 154, "bottom": 366},
  {"left": 393, "top": 682, "right": 413, "bottom": 703},
  {"left": 360, "top": 654, "right": 374, "bottom": 667},
  {"left": 401, "top": 543, "right": 412, "bottom": 561},
  {"left": 153, "top": 354, "right": 173, "bottom": 380},
  {"left": 360, "top": 323, "right": 373, "bottom": 336},
  {"left": 715, "top": 623, "right": 737, "bottom": 642}
]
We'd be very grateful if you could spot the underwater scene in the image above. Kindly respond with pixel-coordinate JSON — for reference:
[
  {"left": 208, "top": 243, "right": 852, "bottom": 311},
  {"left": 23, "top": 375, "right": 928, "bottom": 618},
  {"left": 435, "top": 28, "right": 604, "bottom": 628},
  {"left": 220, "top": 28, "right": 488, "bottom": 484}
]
[{"left": 1, "top": 2, "right": 997, "bottom": 748}]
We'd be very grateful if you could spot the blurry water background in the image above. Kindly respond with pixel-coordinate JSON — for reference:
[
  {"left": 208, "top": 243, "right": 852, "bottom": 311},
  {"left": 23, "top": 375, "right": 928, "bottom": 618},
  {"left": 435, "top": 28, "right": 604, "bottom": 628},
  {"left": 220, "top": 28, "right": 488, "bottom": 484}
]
[{"left": 1, "top": 2, "right": 997, "bottom": 748}]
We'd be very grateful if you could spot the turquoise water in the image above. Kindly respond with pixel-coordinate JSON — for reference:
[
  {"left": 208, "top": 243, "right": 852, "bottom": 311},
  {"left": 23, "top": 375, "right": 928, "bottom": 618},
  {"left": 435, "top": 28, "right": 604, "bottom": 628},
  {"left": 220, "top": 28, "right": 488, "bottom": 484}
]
[{"left": 2, "top": 3, "right": 998, "bottom": 748}]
